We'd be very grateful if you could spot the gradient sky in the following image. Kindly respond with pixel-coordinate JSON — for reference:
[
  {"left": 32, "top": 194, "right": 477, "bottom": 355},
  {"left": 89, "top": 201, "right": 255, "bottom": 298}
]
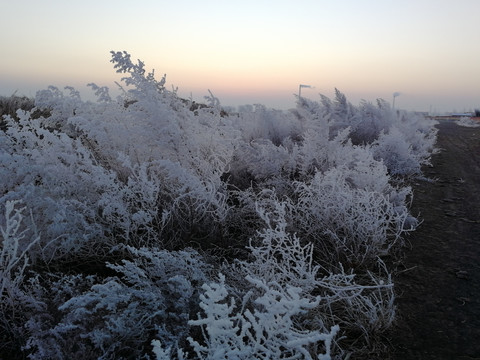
[{"left": 1, "top": 0, "right": 479, "bottom": 113}]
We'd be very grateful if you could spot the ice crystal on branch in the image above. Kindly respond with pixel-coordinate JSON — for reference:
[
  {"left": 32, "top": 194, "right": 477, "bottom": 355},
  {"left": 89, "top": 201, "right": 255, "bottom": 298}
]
[
  {"left": 186, "top": 273, "right": 340, "bottom": 360},
  {"left": 110, "top": 50, "right": 166, "bottom": 94}
]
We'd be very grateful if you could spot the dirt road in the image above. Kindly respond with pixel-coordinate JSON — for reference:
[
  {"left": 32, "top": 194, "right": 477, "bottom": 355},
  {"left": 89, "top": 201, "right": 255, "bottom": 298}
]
[{"left": 391, "top": 120, "right": 480, "bottom": 359}]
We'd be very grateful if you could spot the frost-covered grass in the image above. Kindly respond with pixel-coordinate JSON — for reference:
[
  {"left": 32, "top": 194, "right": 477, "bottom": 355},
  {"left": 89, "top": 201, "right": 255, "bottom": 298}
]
[
  {"left": 0, "top": 95, "right": 34, "bottom": 131},
  {"left": 0, "top": 51, "right": 438, "bottom": 359},
  {"left": 0, "top": 95, "right": 51, "bottom": 131},
  {"left": 0, "top": 94, "right": 35, "bottom": 117},
  {"left": 454, "top": 117, "right": 480, "bottom": 128}
]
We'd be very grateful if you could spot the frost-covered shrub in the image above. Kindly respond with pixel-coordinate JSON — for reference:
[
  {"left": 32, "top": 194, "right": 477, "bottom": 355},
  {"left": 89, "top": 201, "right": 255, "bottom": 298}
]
[
  {"left": 151, "top": 160, "right": 231, "bottom": 247},
  {"left": 286, "top": 96, "right": 342, "bottom": 177},
  {"left": 235, "top": 199, "right": 319, "bottom": 292},
  {"left": 292, "top": 168, "right": 412, "bottom": 268},
  {"left": 25, "top": 247, "right": 211, "bottom": 360},
  {"left": 184, "top": 273, "right": 340, "bottom": 360},
  {"left": 228, "top": 138, "right": 299, "bottom": 192},
  {"left": 287, "top": 96, "right": 390, "bottom": 183},
  {"left": 0, "top": 51, "right": 239, "bottom": 258},
  {"left": 455, "top": 117, "right": 480, "bottom": 127},
  {"left": 34, "top": 86, "right": 84, "bottom": 131},
  {"left": 392, "top": 111, "right": 438, "bottom": 166},
  {"left": 64, "top": 51, "right": 236, "bottom": 246},
  {"left": 296, "top": 90, "right": 438, "bottom": 176},
  {"left": 348, "top": 99, "right": 392, "bottom": 144},
  {"left": 0, "top": 202, "right": 38, "bottom": 298},
  {"left": 310, "top": 260, "right": 396, "bottom": 351},
  {"left": 0, "top": 111, "right": 120, "bottom": 262},
  {"left": 23, "top": 273, "right": 99, "bottom": 360},
  {"left": 336, "top": 261, "right": 396, "bottom": 341},
  {"left": 226, "top": 106, "right": 304, "bottom": 191},
  {"left": 0, "top": 50, "right": 439, "bottom": 359},
  {"left": 0, "top": 95, "right": 50, "bottom": 131},
  {"left": 0, "top": 95, "right": 35, "bottom": 118},
  {"left": 372, "top": 127, "right": 421, "bottom": 175},
  {"left": 372, "top": 119, "right": 437, "bottom": 176},
  {"left": 224, "top": 201, "right": 396, "bottom": 358},
  {"left": 65, "top": 51, "right": 237, "bottom": 179},
  {"left": 232, "top": 166, "right": 412, "bottom": 271},
  {"left": 233, "top": 104, "right": 303, "bottom": 146},
  {"left": 0, "top": 201, "right": 42, "bottom": 354},
  {"left": 96, "top": 159, "right": 165, "bottom": 248},
  {"left": 228, "top": 97, "right": 367, "bottom": 192}
]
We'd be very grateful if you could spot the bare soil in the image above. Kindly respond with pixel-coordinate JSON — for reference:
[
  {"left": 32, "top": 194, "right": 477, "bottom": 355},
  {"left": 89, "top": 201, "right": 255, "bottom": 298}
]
[{"left": 389, "top": 120, "right": 480, "bottom": 359}]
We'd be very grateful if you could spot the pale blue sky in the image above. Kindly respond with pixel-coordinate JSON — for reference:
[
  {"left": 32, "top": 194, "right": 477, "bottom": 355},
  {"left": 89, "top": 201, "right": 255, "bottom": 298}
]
[{"left": 1, "top": 0, "right": 479, "bottom": 112}]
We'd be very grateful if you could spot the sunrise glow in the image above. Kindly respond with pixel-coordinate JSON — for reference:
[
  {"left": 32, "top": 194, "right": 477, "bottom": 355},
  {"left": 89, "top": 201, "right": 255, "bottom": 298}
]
[{"left": 1, "top": 0, "right": 479, "bottom": 112}]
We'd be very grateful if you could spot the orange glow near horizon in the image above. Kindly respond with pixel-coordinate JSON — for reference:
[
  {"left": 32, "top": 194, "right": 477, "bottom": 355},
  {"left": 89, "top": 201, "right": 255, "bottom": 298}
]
[{"left": 1, "top": 0, "right": 479, "bottom": 112}]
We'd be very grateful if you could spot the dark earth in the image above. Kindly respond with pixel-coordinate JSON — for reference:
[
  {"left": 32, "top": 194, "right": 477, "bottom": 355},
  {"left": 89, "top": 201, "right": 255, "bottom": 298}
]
[{"left": 389, "top": 120, "right": 480, "bottom": 359}]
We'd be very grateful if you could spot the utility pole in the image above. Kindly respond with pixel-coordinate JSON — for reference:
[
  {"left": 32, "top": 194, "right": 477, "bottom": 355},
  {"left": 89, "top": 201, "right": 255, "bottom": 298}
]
[
  {"left": 392, "top": 92, "right": 401, "bottom": 110},
  {"left": 299, "top": 84, "right": 313, "bottom": 98}
]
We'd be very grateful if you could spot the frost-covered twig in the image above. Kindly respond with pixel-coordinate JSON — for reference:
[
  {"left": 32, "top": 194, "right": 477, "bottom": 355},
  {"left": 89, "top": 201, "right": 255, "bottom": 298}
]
[{"left": 0, "top": 201, "right": 40, "bottom": 300}]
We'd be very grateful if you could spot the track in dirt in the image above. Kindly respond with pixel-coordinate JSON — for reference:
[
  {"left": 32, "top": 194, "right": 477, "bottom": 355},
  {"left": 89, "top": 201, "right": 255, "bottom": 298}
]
[{"left": 391, "top": 120, "right": 480, "bottom": 359}]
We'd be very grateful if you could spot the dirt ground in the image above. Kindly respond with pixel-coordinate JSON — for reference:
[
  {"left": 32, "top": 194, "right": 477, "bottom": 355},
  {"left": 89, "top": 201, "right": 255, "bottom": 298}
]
[{"left": 389, "top": 120, "right": 480, "bottom": 359}]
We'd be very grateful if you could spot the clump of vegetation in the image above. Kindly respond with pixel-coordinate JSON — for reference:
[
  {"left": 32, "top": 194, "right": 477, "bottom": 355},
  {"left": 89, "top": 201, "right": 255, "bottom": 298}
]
[
  {"left": 0, "top": 51, "right": 438, "bottom": 359},
  {"left": 0, "top": 94, "right": 33, "bottom": 130},
  {"left": 0, "top": 94, "right": 35, "bottom": 115},
  {"left": 0, "top": 94, "right": 51, "bottom": 131}
]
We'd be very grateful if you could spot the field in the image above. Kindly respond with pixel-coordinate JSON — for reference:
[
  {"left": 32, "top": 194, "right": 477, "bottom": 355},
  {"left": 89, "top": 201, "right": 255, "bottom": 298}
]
[{"left": 0, "top": 51, "right": 446, "bottom": 359}]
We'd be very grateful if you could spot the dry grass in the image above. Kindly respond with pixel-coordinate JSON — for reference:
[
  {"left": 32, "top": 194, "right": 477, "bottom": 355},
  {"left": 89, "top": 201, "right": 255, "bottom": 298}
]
[{"left": 0, "top": 94, "right": 50, "bottom": 131}]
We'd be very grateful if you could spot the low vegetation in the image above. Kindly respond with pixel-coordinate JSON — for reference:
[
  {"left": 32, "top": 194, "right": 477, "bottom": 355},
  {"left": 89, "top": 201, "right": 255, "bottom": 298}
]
[{"left": 0, "top": 51, "right": 438, "bottom": 359}]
